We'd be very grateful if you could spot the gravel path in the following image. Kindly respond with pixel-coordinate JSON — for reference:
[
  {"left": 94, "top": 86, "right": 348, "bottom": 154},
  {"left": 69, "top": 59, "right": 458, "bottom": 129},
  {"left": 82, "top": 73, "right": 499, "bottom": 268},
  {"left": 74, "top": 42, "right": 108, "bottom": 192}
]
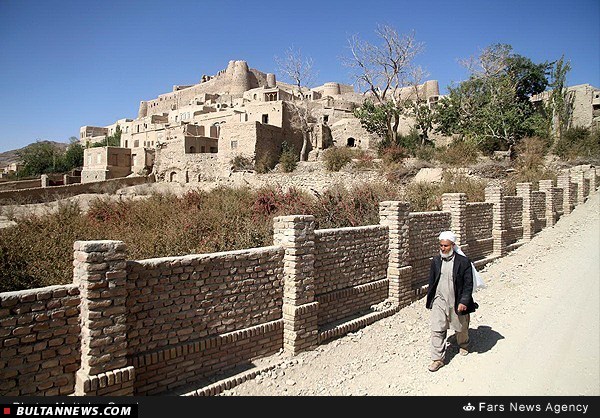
[{"left": 220, "top": 190, "right": 600, "bottom": 396}]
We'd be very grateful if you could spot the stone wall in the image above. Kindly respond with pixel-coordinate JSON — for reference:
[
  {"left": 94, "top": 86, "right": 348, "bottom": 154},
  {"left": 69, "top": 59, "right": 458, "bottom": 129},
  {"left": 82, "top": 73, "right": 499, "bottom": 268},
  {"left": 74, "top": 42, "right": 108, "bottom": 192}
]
[
  {"left": 0, "top": 285, "right": 80, "bottom": 396},
  {"left": 0, "top": 176, "right": 152, "bottom": 205},
  {"left": 1, "top": 169, "right": 597, "bottom": 396}
]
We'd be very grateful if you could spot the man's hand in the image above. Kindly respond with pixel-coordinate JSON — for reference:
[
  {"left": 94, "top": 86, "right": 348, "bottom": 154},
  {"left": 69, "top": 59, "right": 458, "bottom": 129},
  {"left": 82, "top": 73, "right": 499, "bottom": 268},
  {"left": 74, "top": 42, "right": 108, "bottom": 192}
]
[{"left": 457, "top": 303, "right": 467, "bottom": 312}]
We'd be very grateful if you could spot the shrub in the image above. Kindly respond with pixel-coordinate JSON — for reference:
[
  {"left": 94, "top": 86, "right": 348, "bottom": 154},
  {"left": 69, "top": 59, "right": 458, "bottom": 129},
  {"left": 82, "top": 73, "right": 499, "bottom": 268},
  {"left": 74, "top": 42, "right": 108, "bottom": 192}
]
[
  {"left": 255, "top": 151, "right": 278, "bottom": 174},
  {"left": 278, "top": 146, "right": 299, "bottom": 173},
  {"left": 323, "top": 147, "right": 355, "bottom": 171},
  {"left": 231, "top": 155, "right": 254, "bottom": 171},
  {"left": 435, "top": 140, "right": 479, "bottom": 166},
  {"left": 555, "top": 127, "right": 600, "bottom": 160},
  {"left": 414, "top": 145, "right": 436, "bottom": 162},
  {"left": 380, "top": 144, "right": 409, "bottom": 165},
  {"left": 402, "top": 181, "right": 441, "bottom": 212},
  {"left": 438, "top": 171, "right": 487, "bottom": 203}
]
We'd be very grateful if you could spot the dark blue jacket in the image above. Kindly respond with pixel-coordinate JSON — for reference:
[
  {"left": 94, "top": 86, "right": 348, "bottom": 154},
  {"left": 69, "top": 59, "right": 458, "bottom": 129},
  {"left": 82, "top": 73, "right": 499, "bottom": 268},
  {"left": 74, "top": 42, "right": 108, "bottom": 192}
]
[{"left": 425, "top": 252, "right": 478, "bottom": 315}]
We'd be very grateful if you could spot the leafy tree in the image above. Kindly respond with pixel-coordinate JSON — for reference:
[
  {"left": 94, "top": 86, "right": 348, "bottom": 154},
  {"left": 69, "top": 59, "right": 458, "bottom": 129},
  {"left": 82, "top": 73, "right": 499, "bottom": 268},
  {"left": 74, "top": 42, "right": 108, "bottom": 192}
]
[
  {"left": 434, "top": 44, "right": 553, "bottom": 155},
  {"left": 18, "top": 141, "right": 64, "bottom": 176},
  {"left": 63, "top": 137, "right": 84, "bottom": 170},
  {"left": 548, "top": 55, "right": 574, "bottom": 150},
  {"left": 91, "top": 125, "right": 122, "bottom": 148}
]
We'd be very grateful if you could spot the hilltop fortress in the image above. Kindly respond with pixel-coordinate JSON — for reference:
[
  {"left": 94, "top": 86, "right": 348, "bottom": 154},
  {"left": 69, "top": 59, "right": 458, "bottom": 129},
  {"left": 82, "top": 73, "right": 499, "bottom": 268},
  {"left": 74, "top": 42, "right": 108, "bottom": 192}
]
[
  {"left": 79, "top": 60, "right": 441, "bottom": 183},
  {"left": 78, "top": 59, "right": 600, "bottom": 185}
]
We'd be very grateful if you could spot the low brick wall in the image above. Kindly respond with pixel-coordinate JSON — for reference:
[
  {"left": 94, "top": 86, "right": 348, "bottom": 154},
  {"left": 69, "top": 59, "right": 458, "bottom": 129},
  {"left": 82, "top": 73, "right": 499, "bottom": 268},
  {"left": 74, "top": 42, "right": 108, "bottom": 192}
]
[
  {"left": 504, "top": 196, "right": 523, "bottom": 246},
  {"left": 313, "top": 225, "right": 389, "bottom": 329},
  {"left": 532, "top": 191, "right": 546, "bottom": 233},
  {"left": 408, "top": 211, "right": 451, "bottom": 289},
  {"left": 0, "top": 284, "right": 80, "bottom": 396},
  {"left": 0, "top": 178, "right": 41, "bottom": 191},
  {"left": 465, "top": 203, "right": 493, "bottom": 261},
  {"left": 125, "top": 246, "right": 285, "bottom": 394}
]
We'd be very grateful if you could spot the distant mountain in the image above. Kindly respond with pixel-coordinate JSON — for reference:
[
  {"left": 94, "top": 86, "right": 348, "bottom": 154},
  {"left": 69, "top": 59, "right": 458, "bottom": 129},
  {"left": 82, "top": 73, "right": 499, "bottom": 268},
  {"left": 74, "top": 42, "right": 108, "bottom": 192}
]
[{"left": 0, "top": 140, "right": 69, "bottom": 168}]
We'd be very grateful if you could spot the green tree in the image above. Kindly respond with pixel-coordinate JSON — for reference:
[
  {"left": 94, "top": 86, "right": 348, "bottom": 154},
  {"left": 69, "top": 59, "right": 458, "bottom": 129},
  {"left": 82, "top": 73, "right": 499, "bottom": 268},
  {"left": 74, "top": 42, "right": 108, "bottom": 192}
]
[
  {"left": 63, "top": 137, "right": 84, "bottom": 170},
  {"left": 548, "top": 55, "right": 574, "bottom": 150},
  {"left": 91, "top": 125, "right": 122, "bottom": 148},
  {"left": 434, "top": 44, "right": 552, "bottom": 155},
  {"left": 18, "top": 141, "right": 64, "bottom": 176}
]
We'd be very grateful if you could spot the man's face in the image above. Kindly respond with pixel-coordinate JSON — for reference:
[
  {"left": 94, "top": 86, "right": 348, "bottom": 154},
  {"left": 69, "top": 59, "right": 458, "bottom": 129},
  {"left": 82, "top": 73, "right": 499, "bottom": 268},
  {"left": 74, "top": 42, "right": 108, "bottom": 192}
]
[{"left": 439, "top": 239, "right": 453, "bottom": 255}]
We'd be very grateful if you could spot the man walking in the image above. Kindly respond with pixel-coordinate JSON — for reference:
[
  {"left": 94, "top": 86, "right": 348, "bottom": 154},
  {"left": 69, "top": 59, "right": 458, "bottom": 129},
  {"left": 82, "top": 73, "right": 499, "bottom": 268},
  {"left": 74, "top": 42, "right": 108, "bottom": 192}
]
[{"left": 425, "top": 230, "right": 478, "bottom": 372}]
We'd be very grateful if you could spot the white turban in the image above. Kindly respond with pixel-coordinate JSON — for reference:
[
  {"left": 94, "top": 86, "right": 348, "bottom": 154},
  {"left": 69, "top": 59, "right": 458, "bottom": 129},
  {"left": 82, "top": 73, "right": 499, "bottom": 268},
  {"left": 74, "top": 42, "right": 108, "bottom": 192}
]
[
  {"left": 438, "top": 230, "right": 456, "bottom": 243},
  {"left": 437, "top": 230, "right": 486, "bottom": 291}
]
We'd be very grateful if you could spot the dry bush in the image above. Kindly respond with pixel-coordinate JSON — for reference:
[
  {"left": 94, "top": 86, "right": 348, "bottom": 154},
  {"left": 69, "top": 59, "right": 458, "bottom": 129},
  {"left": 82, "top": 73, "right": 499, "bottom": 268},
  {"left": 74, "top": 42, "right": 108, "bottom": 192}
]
[{"left": 435, "top": 140, "right": 480, "bottom": 167}]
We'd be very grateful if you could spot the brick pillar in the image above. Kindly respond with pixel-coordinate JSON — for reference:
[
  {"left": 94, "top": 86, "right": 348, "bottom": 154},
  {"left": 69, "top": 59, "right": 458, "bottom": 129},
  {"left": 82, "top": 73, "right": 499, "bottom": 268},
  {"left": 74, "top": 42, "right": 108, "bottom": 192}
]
[
  {"left": 73, "top": 240, "right": 134, "bottom": 396},
  {"left": 485, "top": 185, "right": 507, "bottom": 256},
  {"left": 273, "top": 216, "right": 318, "bottom": 356},
  {"left": 539, "top": 180, "right": 558, "bottom": 227},
  {"left": 516, "top": 183, "right": 534, "bottom": 241},
  {"left": 441, "top": 193, "right": 468, "bottom": 253},
  {"left": 585, "top": 167, "right": 599, "bottom": 192},
  {"left": 379, "top": 201, "right": 412, "bottom": 307},
  {"left": 557, "top": 172, "right": 575, "bottom": 215},
  {"left": 40, "top": 174, "right": 49, "bottom": 188},
  {"left": 572, "top": 171, "right": 586, "bottom": 204}
]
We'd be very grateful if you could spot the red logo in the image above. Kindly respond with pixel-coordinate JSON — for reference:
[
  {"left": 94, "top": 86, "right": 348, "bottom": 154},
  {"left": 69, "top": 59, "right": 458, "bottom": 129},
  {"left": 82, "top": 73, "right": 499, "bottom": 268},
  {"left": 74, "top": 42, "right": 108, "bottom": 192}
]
[{"left": 3, "top": 408, "right": 10, "bottom": 415}]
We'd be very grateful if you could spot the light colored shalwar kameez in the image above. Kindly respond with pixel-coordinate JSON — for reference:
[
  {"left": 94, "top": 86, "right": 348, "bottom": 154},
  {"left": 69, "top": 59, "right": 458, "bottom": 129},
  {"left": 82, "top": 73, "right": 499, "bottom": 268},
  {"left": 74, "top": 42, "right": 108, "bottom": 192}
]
[{"left": 430, "top": 252, "right": 470, "bottom": 361}]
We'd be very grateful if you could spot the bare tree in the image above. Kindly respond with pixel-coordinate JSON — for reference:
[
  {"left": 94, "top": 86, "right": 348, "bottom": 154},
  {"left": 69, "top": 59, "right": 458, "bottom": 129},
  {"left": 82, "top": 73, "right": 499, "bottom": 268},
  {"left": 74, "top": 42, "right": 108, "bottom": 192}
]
[
  {"left": 275, "top": 47, "right": 317, "bottom": 162},
  {"left": 344, "top": 24, "right": 423, "bottom": 143}
]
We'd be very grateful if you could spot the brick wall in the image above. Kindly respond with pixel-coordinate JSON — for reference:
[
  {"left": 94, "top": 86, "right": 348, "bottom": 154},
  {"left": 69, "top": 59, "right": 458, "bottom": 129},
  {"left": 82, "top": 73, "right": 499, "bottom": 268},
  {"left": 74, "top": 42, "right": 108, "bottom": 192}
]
[
  {"left": 504, "top": 196, "right": 523, "bottom": 246},
  {"left": 125, "top": 246, "right": 285, "bottom": 394},
  {"left": 0, "top": 285, "right": 80, "bottom": 396},
  {"left": 313, "top": 226, "right": 388, "bottom": 327},
  {"left": 464, "top": 203, "right": 493, "bottom": 261},
  {"left": 408, "top": 211, "right": 451, "bottom": 289},
  {"left": 532, "top": 191, "right": 547, "bottom": 233}
]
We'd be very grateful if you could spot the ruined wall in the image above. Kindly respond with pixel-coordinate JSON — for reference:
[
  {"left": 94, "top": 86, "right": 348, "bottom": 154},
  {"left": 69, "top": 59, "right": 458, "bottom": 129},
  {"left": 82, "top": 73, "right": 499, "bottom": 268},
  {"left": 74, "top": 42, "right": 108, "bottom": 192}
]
[
  {"left": 313, "top": 226, "right": 389, "bottom": 326},
  {"left": 219, "top": 121, "right": 283, "bottom": 164},
  {"left": 142, "top": 61, "right": 267, "bottom": 117},
  {"left": 0, "top": 176, "right": 151, "bottom": 205},
  {"left": 153, "top": 139, "right": 228, "bottom": 183},
  {"left": 0, "top": 285, "right": 80, "bottom": 396}
]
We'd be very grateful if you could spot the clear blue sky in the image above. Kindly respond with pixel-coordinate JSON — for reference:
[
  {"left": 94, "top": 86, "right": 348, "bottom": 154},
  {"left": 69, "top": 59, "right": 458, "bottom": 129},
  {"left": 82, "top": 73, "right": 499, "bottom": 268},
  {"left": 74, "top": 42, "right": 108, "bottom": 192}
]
[{"left": 0, "top": 0, "right": 598, "bottom": 153}]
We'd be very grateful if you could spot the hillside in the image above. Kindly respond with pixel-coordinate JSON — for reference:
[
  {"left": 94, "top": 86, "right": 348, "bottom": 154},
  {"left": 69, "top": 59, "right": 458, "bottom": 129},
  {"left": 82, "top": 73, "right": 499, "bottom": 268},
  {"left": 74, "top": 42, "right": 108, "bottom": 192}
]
[{"left": 0, "top": 140, "right": 69, "bottom": 167}]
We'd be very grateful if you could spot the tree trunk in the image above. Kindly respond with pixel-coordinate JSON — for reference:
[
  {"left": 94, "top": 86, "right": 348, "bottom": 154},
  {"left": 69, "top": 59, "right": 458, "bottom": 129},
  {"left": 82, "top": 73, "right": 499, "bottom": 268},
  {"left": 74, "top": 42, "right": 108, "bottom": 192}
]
[{"left": 300, "top": 131, "right": 309, "bottom": 162}]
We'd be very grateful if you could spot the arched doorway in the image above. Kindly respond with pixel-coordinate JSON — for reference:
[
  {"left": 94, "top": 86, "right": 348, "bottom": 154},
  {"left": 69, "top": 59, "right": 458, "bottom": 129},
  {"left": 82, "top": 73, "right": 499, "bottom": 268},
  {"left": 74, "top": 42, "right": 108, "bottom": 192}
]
[
  {"left": 169, "top": 171, "right": 177, "bottom": 182},
  {"left": 347, "top": 137, "right": 356, "bottom": 147}
]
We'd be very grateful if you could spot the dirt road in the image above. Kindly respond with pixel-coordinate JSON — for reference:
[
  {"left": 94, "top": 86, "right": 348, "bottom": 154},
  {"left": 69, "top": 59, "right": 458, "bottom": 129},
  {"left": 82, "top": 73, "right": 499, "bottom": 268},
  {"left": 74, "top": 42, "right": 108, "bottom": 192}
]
[{"left": 222, "top": 190, "right": 600, "bottom": 396}]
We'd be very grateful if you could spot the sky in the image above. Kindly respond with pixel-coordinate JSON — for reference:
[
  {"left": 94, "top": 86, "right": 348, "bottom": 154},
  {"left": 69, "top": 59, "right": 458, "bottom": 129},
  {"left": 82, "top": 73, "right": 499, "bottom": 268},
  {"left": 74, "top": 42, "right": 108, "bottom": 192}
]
[{"left": 0, "top": 0, "right": 598, "bottom": 153}]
